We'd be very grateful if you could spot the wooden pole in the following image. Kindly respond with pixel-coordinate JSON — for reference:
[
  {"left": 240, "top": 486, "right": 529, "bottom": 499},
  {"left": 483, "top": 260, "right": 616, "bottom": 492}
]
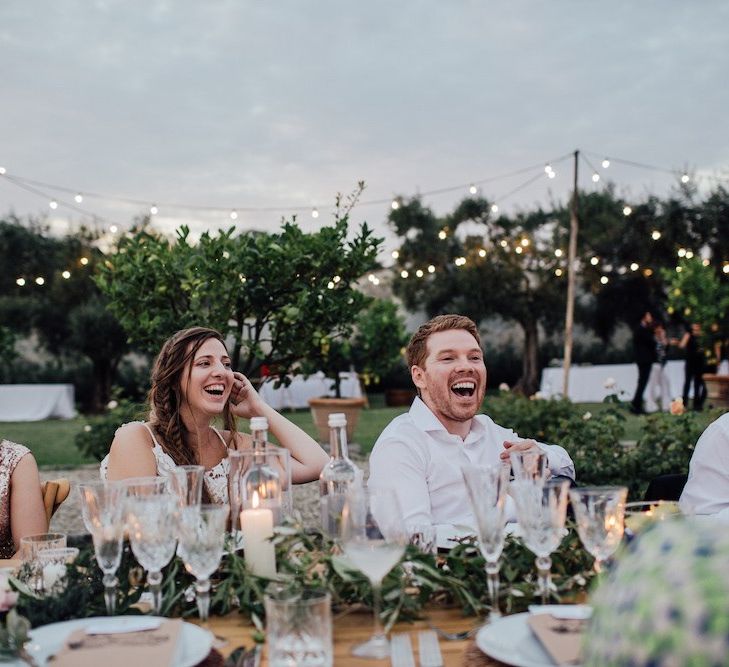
[{"left": 562, "top": 150, "right": 579, "bottom": 398}]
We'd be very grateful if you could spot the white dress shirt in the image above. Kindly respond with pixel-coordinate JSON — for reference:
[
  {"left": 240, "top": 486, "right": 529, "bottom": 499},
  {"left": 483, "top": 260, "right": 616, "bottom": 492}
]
[
  {"left": 368, "top": 397, "right": 575, "bottom": 528},
  {"left": 679, "top": 413, "right": 729, "bottom": 520}
]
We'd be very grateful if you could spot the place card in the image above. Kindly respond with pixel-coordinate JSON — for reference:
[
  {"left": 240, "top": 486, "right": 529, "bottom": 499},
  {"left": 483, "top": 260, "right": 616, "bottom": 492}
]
[
  {"left": 50, "top": 618, "right": 184, "bottom": 667},
  {"left": 527, "top": 613, "right": 586, "bottom": 666}
]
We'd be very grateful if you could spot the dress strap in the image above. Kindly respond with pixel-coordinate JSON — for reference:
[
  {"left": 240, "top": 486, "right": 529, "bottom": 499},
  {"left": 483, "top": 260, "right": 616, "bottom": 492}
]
[
  {"left": 211, "top": 427, "right": 228, "bottom": 448},
  {"left": 141, "top": 423, "right": 164, "bottom": 449}
]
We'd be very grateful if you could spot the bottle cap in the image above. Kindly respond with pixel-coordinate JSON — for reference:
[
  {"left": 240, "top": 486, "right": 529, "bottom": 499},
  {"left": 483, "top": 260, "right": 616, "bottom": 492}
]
[
  {"left": 250, "top": 416, "right": 268, "bottom": 432},
  {"left": 328, "top": 413, "right": 347, "bottom": 427}
]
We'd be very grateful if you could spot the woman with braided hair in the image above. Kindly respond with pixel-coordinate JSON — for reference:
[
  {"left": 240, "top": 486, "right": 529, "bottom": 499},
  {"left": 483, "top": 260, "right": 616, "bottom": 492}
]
[{"left": 100, "top": 327, "right": 328, "bottom": 503}]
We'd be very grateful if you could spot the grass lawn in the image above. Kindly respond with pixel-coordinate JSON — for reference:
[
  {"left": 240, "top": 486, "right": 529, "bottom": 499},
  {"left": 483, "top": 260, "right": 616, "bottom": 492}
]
[{"left": 2, "top": 394, "right": 714, "bottom": 468}]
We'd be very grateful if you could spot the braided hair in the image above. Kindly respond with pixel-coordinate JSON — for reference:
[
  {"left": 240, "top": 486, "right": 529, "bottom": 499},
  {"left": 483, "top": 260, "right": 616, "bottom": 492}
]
[{"left": 148, "top": 327, "right": 238, "bottom": 500}]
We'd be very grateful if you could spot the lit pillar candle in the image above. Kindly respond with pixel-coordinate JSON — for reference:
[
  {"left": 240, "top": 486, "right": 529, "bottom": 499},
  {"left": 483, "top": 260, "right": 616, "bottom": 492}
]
[{"left": 240, "top": 491, "right": 276, "bottom": 578}]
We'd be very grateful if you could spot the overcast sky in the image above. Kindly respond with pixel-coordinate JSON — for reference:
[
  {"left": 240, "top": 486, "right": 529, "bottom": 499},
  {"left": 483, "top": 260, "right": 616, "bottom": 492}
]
[{"left": 1, "top": 1, "right": 728, "bottom": 256}]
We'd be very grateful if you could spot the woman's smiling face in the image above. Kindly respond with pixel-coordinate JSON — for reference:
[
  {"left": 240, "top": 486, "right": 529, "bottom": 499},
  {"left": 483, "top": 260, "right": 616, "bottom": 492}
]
[{"left": 180, "top": 337, "right": 234, "bottom": 416}]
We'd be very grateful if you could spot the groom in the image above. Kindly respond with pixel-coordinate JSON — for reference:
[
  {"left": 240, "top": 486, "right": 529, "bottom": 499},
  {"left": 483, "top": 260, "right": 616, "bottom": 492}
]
[{"left": 368, "top": 314, "right": 575, "bottom": 528}]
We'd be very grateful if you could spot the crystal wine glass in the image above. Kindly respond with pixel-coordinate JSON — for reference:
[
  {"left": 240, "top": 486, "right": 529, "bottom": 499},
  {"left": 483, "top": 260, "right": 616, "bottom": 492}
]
[
  {"left": 169, "top": 465, "right": 205, "bottom": 509},
  {"left": 511, "top": 478, "right": 570, "bottom": 605},
  {"left": 124, "top": 480, "right": 177, "bottom": 614},
  {"left": 176, "top": 504, "right": 229, "bottom": 621},
  {"left": 570, "top": 486, "right": 627, "bottom": 573},
  {"left": 78, "top": 481, "right": 125, "bottom": 614},
  {"left": 463, "top": 464, "right": 510, "bottom": 619},
  {"left": 340, "top": 487, "right": 407, "bottom": 659},
  {"left": 509, "top": 450, "right": 548, "bottom": 484}
]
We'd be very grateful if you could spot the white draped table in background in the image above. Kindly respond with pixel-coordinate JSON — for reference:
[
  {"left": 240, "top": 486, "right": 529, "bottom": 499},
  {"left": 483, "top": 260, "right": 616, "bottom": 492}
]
[
  {"left": 0, "top": 384, "right": 76, "bottom": 421},
  {"left": 539, "top": 360, "right": 689, "bottom": 408},
  {"left": 258, "top": 371, "right": 363, "bottom": 410}
]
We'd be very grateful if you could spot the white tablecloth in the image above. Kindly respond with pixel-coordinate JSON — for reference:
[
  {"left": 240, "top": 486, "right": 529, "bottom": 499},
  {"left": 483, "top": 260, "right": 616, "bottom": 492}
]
[
  {"left": 258, "top": 372, "right": 363, "bottom": 410},
  {"left": 539, "top": 360, "right": 689, "bottom": 408},
  {"left": 0, "top": 384, "right": 77, "bottom": 421}
]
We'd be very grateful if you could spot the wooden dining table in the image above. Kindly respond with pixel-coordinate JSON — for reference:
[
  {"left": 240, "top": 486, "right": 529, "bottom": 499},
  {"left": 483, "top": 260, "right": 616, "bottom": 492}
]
[{"left": 204, "top": 606, "right": 494, "bottom": 666}]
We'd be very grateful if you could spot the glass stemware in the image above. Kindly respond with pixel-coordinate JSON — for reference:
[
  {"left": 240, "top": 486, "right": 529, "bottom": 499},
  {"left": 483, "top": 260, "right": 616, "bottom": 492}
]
[
  {"left": 124, "top": 480, "right": 177, "bottom": 614},
  {"left": 340, "top": 487, "right": 406, "bottom": 659},
  {"left": 78, "top": 481, "right": 125, "bottom": 614},
  {"left": 509, "top": 450, "right": 548, "bottom": 484},
  {"left": 511, "top": 478, "right": 570, "bottom": 605},
  {"left": 463, "top": 464, "right": 510, "bottom": 619},
  {"left": 169, "top": 465, "right": 205, "bottom": 508},
  {"left": 176, "top": 504, "right": 229, "bottom": 621},
  {"left": 570, "top": 486, "right": 627, "bottom": 573}
]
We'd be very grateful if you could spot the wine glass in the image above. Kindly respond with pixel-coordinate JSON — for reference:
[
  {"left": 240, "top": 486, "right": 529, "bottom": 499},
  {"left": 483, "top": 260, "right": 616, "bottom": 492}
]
[
  {"left": 511, "top": 478, "right": 570, "bottom": 605},
  {"left": 570, "top": 486, "right": 627, "bottom": 573},
  {"left": 125, "top": 483, "right": 177, "bottom": 614},
  {"left": 509, "top": 450, "right": 548, "bottom": 484},
  {"left": 78, "top": 481, "right": 125, "bottom": 614},
  {"left": 176, "top": 504, "right": 229, "bottom": 621},
  {"left": 169, "top": 465, "right": 205, "bottom": 508},
  {"left": 462, "top": 464, "right": 510, "bottom": 619},
  {"left": 340, "top": 487, "right": 406, "bottom": 659}
]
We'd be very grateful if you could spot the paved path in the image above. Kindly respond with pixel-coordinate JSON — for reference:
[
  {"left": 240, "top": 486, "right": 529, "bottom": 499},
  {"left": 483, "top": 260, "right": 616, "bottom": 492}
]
[{"left": 43, "top": 455, "right": 370, "bottom": 536}]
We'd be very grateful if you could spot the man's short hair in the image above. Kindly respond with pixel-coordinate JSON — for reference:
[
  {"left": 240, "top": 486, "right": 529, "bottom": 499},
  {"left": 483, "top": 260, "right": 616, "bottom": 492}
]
[{"left": 406, "top": 314, "right": 481, "bottom": 369}]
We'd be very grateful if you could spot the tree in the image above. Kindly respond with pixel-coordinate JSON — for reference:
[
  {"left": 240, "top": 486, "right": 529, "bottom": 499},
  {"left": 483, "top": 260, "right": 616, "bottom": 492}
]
[
  {"left": 96, "top": 187, "right": 382, "bottom": 382},
  {"left": 389, "top": 197, "right": 566, "bottom": 394}
]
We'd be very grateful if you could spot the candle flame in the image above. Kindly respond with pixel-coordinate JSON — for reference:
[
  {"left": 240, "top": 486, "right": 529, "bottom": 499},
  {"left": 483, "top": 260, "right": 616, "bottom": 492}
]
[{"left": 252, "top": 490, "right": 260, "bottom": 509}]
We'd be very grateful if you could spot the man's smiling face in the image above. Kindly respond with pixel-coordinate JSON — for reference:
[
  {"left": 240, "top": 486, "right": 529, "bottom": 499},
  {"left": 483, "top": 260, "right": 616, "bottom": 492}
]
[{"left": 411, "top": 328, "right": 487, "bottom": 430}]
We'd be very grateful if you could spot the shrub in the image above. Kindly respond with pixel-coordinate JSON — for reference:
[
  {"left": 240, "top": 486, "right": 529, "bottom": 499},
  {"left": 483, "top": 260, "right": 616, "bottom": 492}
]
[{"left": 75, "top": 399, "right": 146, "bottom": 461}]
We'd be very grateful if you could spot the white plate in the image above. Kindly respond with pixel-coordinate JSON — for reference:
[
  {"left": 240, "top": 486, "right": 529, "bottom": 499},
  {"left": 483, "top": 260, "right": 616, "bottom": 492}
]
[
  {"left": 436, "top": 523, "right": 520, "bottom": 550},
  {"left": 475, "top": 612, "right": 583, "bottom": 667},
  {"left": 25, "top": 616, "right": 213, "bottom": 667}
]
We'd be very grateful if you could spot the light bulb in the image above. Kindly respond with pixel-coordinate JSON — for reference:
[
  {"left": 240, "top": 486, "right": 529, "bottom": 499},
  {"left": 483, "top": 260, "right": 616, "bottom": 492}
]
[
  {"left": 327, "top": 281, "right": 335, "bottom": 289},
  {"left": 74, "top": 193, "right": 83, "bottom": 203},
  {"left": 0, "top": 167, "right": 6, "bottom": 175},
  {"left": 230, "top": 210, "right": 238, "bottom": 220},
  {"left": 391, "top": 250, "right": 399, "bottom": 259},
  {"left": 500, "top": 240, "right": 508, "bottom": 248},
  {"left": 723, "top": 264, "right": 729, "bottom": 274},
  {"left": 80, "top": 257, "right": 89, "bottom": 266},
  {"left": 61, "top": 270, "right": 71, "bottom": 279},
  {"left": 150, "top": 205, "right": 158, "bottom": 215},
  {"left": 391, "top": 199, "right": 400, "bottom": 210},
  {"left": 427, "top": 265, "right": 435, "bottom": 273},
  {"left": 491, "top": 203, "right": 499, "bottom": 214},
  {"left": 702, "top": 259, "right": 710, "bottom": 266},
  {"left": 630, "top": 263, "right": 639, "bottom": 271},
  {"left": 49, "top": 200, "right": 58, "bottom": 210},
  {"left": 515, "top": 246, "right": 523, "bottom": 254},
  {"left": 16, "top": 278, "right": 25, "bottom": 286},
  {"left": 35, "top": 277, "right": 45, "bottom": 285},
  {"left": 521, "top": 238, "right": 529, "bottom": 247},
  {"left": 109, "top": 224, "right": 118, "bottom": 234},
  {"left": 623, "top": 206, "right": 632, "bottom": 216},
  {"left": 602, "top": 159, "right": 610, "bottom": 169},
  {"left": 677, "top": 248, "right": 686, "bottom": 257},
  {"left": 651, "top": 230, "right": 661, "bottom": 240},
  {"left": 478, "top": 248, "right": 486, "bottom": 257},
  {"left": 368, "top": 274, "right": 376, "bottom": 282},
  {"left": 590, "top": 257, "right": 599, "bottom": 266},
  {"left": 469, "top": 184, "right": 477, "bottom": 195},
  {"left": 311, "top": 207, "right": 319, "bottom": 219},
  {"left": 685, "top": 250, "right": 694, "bottom": 259},
  {"left": 592, "top": 173, "right": 600, "bottom": 183},
  {"left": 600, "top": 276, "right": 609, "bottom": 285},
  {"left": 544, "top": 164, "right": 552, "bottom": 174},
  {"left": 416, "top": 269, "right": 424, "bottom": 278},
  {"left": 555, "top": 268, "right": 563, "bottom": 277},
  {"left": 554, "top": 249, "right": 563, "bottom": 258},
  {"left": 400, "top": 270, "right": 408, "bottom": 278},
  {"left": 681, "top": 174, "right": 690, "bottom": 184},
  {"left": 333, "top": 275, "right": 340, "bottom": 283},
  {"left": 548, "top": 170, "right": 556, "bottom": 179},
  {"left": 438, "top": 230, "right": 447, "bottom": 240}
]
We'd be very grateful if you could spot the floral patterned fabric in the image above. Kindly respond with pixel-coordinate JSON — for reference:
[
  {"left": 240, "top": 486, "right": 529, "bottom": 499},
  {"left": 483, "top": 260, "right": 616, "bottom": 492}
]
[
  {"left": 584, "top": 518, "right": 729, "bottom": 666},
  {"left": 99, "top": 422, "right": 231, "bottom": 504},
  {"left": 0, "top": 439, "right": 32, "bottom": 558}
]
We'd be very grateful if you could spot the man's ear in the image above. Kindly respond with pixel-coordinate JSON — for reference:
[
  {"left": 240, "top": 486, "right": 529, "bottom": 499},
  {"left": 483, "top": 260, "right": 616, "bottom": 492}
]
[{"left": 411, "top": 365, "right": 427, "bottom": 391}]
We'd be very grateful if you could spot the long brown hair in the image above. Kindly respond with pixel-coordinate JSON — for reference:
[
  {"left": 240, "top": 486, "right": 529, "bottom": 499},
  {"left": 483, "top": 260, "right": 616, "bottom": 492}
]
[{"left": 148, "top": 327, "right": 238, "bottom": 470}]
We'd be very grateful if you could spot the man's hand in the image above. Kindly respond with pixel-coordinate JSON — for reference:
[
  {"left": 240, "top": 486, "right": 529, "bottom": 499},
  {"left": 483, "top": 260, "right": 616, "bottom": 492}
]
[
  {"left": 500, "top": 438, "right": 540, "bottom": 462},
  {"left": 228, "top": 372, "right": 264, "bottom": 419}
]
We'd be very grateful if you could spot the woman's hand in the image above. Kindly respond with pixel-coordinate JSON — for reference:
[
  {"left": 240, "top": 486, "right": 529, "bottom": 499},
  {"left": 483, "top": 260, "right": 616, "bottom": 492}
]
[{"left": 229, "top": 372, "right": 265, "bottom": 419}]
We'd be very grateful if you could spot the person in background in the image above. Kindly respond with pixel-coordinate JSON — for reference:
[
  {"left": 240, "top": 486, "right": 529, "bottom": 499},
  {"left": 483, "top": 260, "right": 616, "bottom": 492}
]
[
  {"left": 0, "top": 439, "right": 47, "bottom": 558},
  {"left": 368, "top": 314, "right": 574, "bottom": 529},
  {"left": 677, "top": 323, "right": 706, "bottom": 411},
  {"left": 679, "top": 412, "right": 729, "bottom": 520},
  {"left": 630, "top": 311, "right": 657, "bottom": 415},
  {"left": 100, "top": 326, "right": 328, "bottom": 503},
  {"left": 646, "top": 321, "right": 672, "bottom": 412}
]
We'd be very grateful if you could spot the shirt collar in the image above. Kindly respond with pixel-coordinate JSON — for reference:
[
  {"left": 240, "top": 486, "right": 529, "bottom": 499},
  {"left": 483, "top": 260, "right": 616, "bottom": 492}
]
[{"left": 409, "top": 396, "right": 486, "bottom": 440}]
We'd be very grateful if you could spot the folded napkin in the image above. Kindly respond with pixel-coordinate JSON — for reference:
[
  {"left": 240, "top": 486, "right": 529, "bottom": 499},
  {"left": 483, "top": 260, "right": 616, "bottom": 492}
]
[
  {"left": 84, "top": 617, "right": 163, "bottom": 635},
  {"left": 528, "top": 604, "right": 592, "bottom": 620},
  {"left": 50, "top": 618, "right": 183, "bottom": 667}
]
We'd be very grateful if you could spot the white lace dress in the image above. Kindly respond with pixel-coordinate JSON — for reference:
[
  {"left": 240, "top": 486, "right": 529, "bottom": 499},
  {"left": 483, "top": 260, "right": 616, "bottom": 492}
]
[{"left": 99, "top": 422, "right": 231, "bottom": 504}]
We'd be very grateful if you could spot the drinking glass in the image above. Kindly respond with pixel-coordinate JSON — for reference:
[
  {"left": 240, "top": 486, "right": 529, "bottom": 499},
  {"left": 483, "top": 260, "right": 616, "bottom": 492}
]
[
  {"left": 126, "top": 492, "right": 178, "bottom": 614},
  {"left": 509, "top": 450, "right": 548, "bottom": 484},
  {"left": 511, "top": 479, "right": 570, "bottom": 605},
  {"left": 36, "top": 547, "right": 79, "bottom": 593},
  {"left": 406, "top": 523, "right": 437, "bottom": 556},
  {"left": 265, "top": 586, "right": 333, "bottom": 667},
  {"left": 177, "top": 504, "right": 229, "bottom": 621},
  {"left": 570, "top": 486, "right": 627, "bottom": 573},
  {"left": 20, "top": 533, "right": 67, "bottom": 592},
  {"left": 463, "top": 464, "right": 510, "bottom": 619},
  {"left": 228, "top": 450, "right": 246, "bottom": 536},
  {"left": 340, "top": 487, "right": 406, "bottom": 659},
  {"left": 79, "top": 481, "right": 125, "bottom": 614},
  {"left": 169, "top": 465, "right": 205, "bottom": 508}
]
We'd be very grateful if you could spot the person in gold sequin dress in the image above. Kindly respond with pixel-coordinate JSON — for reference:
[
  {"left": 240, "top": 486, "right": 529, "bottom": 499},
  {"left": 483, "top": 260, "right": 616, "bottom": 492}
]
[{"left": 0, "top": 439, "right": 47, "bottom": 558}]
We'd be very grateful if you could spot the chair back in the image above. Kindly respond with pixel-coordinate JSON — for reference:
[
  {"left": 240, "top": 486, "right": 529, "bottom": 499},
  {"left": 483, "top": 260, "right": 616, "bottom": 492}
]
[
  {"left": 41, "top": 479, "right": 71, "bottom": 525},
  {"left": 643, "top": 474, "right": 688, "bottom": 502}
]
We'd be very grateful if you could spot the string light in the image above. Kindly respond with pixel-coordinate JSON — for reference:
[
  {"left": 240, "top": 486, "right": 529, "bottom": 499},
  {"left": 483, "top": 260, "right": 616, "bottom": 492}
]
[
  {"left": 80, "top": 257, "right": 89, "bottom": 265},
  {"left": 150, "top": 204, "right": 158, "bottom": 215},
  {"left": 590, "top": 257, "right": 599, "bottom": 266},
  {"left": 327, "top": 280, "right": 335, "bottom": 289},
  {"left": 490, "top": 203, "right": 499, "bottom": 214},
  {"left": 49, "top": 200, "right": 58, "bottom": 210},
  {"left": 554, "top": 249, "right": 563, "bottom": 258},
  {"left": 391, "top": 199, "right": 400, "bottom": 210},
  {"left": 109, "top": 224, "right": 118, "bottom": 233},
  {"left": 685, "top": 250, "right": 694, "bottom": 259},
  {"left": 643, "top": 268, "right": 653, "bottom": 277},
  {"left": 592, "top": 173, "right": 600, "bottom": 183},
  {"left": 623, "top": 206, "right": 632, "bottom": 216},
  {"left": 514, "top": 246, "right": 523, "bottom": 254},
  {"left": 0, "top": 167, "right": 6, "bottom": 175},
  {"left": 723, "top": 264, "right": 729, "bottom": 274},
  {"left": 555, "top": 268, "right": 563, "bottom": 276},
  {"left": 651, "top": 230, "right": 661, "bottom": 240},
  {"left": 601, "top": 159, "right": 610, "bottom": 169},
  {"left": 61, "top": 271, "right": 71, "bottom": 279},
  {"left": 391, "top": 250, "right": 399, "bottom": 259},
  {"left": 676, "top": 266, "right": 682, "bottom": 273},
  {"left": 222, "top": 251, "right": 230, "bottom": 259},
  {"left": 520, "top": 238, "right": 529, "bottom": 247},
  {"left": 239, "top": 274, "right": 247, "bottom": 283},
  {"left": 455, "top": 257, "right": 467, "bottom": 266},
  {"left": 427, "top": 265, "right": 435, "bottom": 273},
  {"left": 415, "top": 269, "right": 424, "bottom": 278},
  {"left": 311, "top": 207, "right": 319, "bottom": 219},
  {"left": 16, "top": 278, "right": 25, "bottom": 286},
  {"left": 677, "top": 248, "right": 686, "bottom": 257},
  {"left": 438, "top": 230, "right": 447, "bottom": 240},
  {"left": 544, "top": 164, "right": 553, "bottom": 174},
  {"left": 681, "top": 174, "right": 690, "bottom": 184},
  {"left": 630, "top": 263, "right": 639, "bottom": 271},
  {"left": 230, "top": 210, "right": 238, "bottom": 220},
  {"left": 600, "top": 276, "right": 609, "bottom": 285},
  {"left": 35, "top": 277, "right": 44, "bottom": 285},
  {"left": 702, "top": 259, "right": 710, "bottom": 266},
  {"left": 400, "top": 269, "right": 408, "bottom": 278},
  {"left": 478, "top": 248, "right": 486, "bottom": 257},
  {"left": 469, "top": 184, "right": 477, "bottom": 195},
  {"left": 74, "top": 193, "right": 83, "bottom": 203}
]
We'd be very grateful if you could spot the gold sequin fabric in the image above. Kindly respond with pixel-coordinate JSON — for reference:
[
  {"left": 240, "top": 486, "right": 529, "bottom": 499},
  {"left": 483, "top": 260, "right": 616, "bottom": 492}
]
[{"left": 0, "top": 439, "right": 31, "bottom": 558}]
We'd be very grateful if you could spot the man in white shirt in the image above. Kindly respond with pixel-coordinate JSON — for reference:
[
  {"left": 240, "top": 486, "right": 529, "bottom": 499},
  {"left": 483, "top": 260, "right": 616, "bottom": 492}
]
[
  {"left": 679, "top": 412, "right": 729, "bottom": 521},
  {"left": 368, "top": 314, "right": 575, "bottom": 529}
]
